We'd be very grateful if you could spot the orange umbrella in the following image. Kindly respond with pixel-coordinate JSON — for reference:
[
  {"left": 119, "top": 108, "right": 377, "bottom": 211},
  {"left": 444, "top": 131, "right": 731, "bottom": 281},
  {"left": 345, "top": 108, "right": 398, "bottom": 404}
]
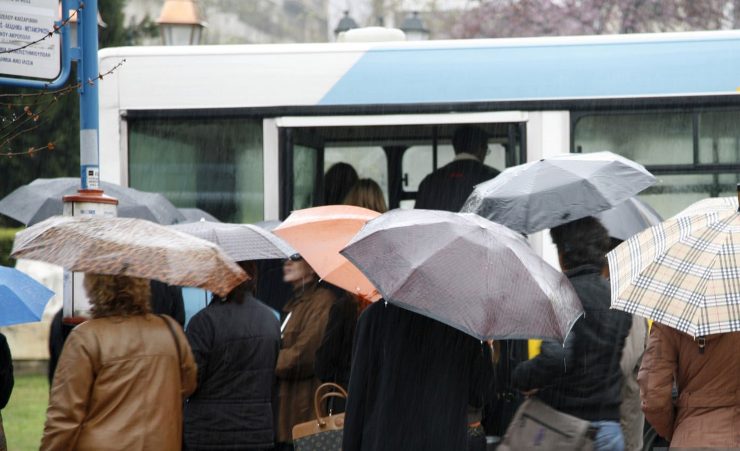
[{"left": 274, "top": 205, "right": 382, "bottom": 302}]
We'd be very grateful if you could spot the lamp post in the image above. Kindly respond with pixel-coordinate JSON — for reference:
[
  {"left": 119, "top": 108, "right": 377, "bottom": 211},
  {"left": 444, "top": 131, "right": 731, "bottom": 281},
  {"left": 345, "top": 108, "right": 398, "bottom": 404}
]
[
  {"left": 399, "top": 11, "right": 429, "bottom": 41},
  {"left": 58, "top": 5, "right": 107, "bottom": 49},
  {"left": 157, "top": 0, "right": 206, "bottom": 45},
  {"left": 334, "top": 11, "right": 358, "bottom": 40}
]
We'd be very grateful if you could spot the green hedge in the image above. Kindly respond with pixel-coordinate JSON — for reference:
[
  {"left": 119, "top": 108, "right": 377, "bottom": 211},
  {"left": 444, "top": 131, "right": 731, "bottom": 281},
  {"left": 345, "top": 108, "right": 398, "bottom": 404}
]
[{"left": 0, "top": 228, "right": 20, "bottom": 267}]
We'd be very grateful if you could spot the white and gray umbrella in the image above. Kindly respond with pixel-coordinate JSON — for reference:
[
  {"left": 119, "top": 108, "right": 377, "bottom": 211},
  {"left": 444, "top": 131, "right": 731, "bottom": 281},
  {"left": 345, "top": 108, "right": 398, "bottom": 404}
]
[
  {"left": 595, "top": 197, "right": 662, "bottom": 241},
  {"left": 169, "top": 220, "right": 295, "bottom": 261},
  {"left": 461, "top": 151, "right": 656, "bottom": 235},
  {"left": 0, "top": 178, "right": 185, "bottom": 225},
  {"left": 341, "top": 209, "right": 584, "bottom": 342}
]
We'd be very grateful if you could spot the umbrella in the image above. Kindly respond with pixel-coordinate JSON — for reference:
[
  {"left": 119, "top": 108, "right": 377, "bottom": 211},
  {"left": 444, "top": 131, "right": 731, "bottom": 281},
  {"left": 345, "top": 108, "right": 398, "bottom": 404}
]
[
  {"left": 0, "top": 178, "right": 185, "bottom": 225},
  {"left": 11, "top": 216, "right": 246, "bottom": 297},
  {"left": 177, "top": 208, "right": 220, "bottom": 223},
  {"left": 169, "top": 221, "right": 295, "bottom": 261},
  {"left": 595, "top": 197, "right": 662, "bottom": 241},
  {"left": 607, "top": 189, "right": 740, "bottom": 337},
  {"left": 0, "top": 265, "right": 55, "bottom": 326},
  {"left": 461, "top": 151, "right": 656, "bottom": 234},
  {"left": 273, "top": 206, "right": 382, "bottom": 301},
  {"left": 340, "top": 209, "right": 584, "bottom": 342},
  {"left": 673, "top": 196, "right": 738, "bottom": 217}
]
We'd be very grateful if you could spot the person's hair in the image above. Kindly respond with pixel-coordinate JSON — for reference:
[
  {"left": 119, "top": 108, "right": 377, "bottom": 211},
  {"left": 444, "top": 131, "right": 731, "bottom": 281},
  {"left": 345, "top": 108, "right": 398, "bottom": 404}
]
[
  {"left": 549, "top": 216, "right": 611, "bottom": 270},
  {"left": 212, "top": 261, "right": 258, "bottom": 304},
  {"left": 84, "top": 274, "right": 152, "bottom": 319},
  {"left": 452, "top": 125, "right": 489, "bottom": 159},
  {"left": 323, "top": 162, "right": 358, "bottom": 205},
  {"left": 343, "top": 178, "right": 388, "bottom": 213}
]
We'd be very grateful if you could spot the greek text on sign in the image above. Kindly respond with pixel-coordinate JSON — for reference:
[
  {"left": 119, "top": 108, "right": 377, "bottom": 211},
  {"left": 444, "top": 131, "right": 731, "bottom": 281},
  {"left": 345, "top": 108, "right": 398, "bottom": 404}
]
[{"left": 0, "top": 0, "right": 61, "bottom": 80}]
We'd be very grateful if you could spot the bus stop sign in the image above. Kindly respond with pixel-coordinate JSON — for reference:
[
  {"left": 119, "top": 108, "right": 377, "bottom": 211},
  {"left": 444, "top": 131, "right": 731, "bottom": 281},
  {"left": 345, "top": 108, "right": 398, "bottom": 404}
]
[{"left": 0, "top": 0, "right": 61, "bottom": 80}]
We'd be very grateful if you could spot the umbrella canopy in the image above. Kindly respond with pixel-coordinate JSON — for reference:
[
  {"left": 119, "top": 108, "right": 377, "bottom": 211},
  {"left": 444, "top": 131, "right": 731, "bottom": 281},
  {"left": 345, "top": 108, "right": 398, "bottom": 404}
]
[
  {"left": 177, "top": 208, "right": 220, "bottom": 223},
  {"left": 461, "top": 151, "right": 656, "bottom": 234},
  {"left": 0, "top": 178, "right": 185, "bottom": 225},
  {"left": 673, "top": 196, "right": 738, "bottom": 217},
  {"left": 169, "top": 221, "right": 295, "bottom": 261},
  {"left": 0, "top": 266, "right": 55, "bottom": 327},
  {"left": 595, "top": 197, "right": 662, "bottom": 241},
  {"left": 607, "top": 192, "right": 740, "bottom": 337},
  {"left": 341, "top": 209, "right": 584, "bottom": 341},
  {"left": 273, "top": 205, "right": 382, "bottom": 301},
  {"left": 11, "top": 216, "right": 246, "bottom": 297}
]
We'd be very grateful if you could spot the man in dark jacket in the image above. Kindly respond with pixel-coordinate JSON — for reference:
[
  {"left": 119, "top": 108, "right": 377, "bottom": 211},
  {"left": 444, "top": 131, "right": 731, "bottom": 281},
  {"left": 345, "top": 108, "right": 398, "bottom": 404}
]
[
  {"left": 415, "top": 126, "right": 500, "bottom": 212},
  {"left": 184, "top": 262, "right": 281, "bottom": 450},
  {"left": 343, "top": 301, "right": 493, "bottom": 451},
  {"left": 512, "top": 216, "right": 632, "bottom": 451}
]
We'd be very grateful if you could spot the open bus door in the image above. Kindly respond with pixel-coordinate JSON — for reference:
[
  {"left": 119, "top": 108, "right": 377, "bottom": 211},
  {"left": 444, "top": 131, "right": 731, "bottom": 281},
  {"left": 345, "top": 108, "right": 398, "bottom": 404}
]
[{"left": 273, "top": 111, "right": 532, "bottom": 440}]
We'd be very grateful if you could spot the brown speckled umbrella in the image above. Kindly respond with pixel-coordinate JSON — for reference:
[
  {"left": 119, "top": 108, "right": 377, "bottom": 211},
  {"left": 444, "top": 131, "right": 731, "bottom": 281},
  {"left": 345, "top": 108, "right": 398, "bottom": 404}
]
[{"left": 11, "top": 216, "right": 246, "bottom": 297}]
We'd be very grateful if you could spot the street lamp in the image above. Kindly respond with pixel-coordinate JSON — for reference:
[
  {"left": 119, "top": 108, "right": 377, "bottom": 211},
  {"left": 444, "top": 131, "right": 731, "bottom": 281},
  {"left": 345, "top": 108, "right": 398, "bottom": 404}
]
[
  {"left": 334, "top": 11, "right": 358, "bottom": 40},
  {"left": 399, "top": 11, "right": 429, "bottom": 41},
  {"left": 157, "top": 0, "right": 206, "bottom": 45}
]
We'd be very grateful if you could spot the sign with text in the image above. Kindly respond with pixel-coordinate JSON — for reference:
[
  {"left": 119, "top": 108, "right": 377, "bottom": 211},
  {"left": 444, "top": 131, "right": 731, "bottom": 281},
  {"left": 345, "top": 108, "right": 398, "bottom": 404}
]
[{"left": 0, "top": 0, "right": 60, "bottom": 80}]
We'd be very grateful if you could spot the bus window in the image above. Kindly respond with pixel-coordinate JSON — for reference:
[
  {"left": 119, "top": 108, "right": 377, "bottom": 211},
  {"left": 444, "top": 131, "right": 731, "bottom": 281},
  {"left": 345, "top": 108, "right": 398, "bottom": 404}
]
[
  {"left": 128, "top": 117, "right": 264, "bottom": 223},
  {"left": 293, "top": 145, "right": 319, "bottom": 210},
  {"left": 402, "top": 144, "right": 455, "bottom": 193},
  {"left": 324, "top": 146, "right": 389, "bottom": 204},
  {"left": 698, "top": 111, "right": 740, "bottom": 165}
]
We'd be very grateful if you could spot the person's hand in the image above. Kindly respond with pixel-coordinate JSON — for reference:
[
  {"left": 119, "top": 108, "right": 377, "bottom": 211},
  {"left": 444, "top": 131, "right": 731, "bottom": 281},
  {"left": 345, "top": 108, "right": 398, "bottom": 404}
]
[{"left": 521, "top": 388, "right": 539, "bottom": 397}]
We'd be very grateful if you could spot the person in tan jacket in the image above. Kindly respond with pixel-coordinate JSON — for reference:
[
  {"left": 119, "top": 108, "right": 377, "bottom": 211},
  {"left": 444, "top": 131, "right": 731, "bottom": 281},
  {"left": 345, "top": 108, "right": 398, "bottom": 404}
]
[
  {"left": 638, "top": 323, "right": 740, "bottom": 448},
  {"left": 41, "top": 274, "right": 197, "bottom": 450},
  {"left": 276, "top": 254, "right": 336, "bottom": 449}
]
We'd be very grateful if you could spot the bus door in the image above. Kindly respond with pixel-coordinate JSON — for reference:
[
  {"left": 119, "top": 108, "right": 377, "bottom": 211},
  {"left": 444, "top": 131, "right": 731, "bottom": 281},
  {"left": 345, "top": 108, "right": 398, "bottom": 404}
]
[{"left": 273, "top": 112, "right": 528, "bottom": 218}]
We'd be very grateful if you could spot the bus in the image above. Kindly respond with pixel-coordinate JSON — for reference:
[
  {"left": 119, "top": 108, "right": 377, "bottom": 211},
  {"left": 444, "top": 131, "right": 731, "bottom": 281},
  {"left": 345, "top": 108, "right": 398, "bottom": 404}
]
[
  {"left": 96, "top": 30, "right": 740, "bottom": 449},
  {"left": 98, "top": 29, "right": 740, "bottom": 263}
]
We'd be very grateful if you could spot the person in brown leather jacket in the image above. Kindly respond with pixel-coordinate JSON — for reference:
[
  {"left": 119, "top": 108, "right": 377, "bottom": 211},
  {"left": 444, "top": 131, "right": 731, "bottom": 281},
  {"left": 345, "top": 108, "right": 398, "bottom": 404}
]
[
  {"left": 638, "top": 324, "right": 740, "bottom": 448},
  {"left": 41, "top": 274, "right": 197, "bottom": 450}
]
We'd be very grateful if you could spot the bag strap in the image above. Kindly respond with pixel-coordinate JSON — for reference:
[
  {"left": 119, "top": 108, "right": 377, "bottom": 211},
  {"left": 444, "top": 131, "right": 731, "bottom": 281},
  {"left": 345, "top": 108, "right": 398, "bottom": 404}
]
[
  {"left": 313, "top": 382, "right": 348, "bottom": 425},
  {"left": 159, "top": 314, "right": 182, "bottom": 366}
]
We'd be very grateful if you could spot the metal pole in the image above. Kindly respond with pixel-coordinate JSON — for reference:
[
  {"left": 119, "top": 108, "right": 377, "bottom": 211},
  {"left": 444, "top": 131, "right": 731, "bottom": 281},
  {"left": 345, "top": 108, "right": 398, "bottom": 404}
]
[{"left": 78, "top": 0, "right": 100, "bottom": 190}]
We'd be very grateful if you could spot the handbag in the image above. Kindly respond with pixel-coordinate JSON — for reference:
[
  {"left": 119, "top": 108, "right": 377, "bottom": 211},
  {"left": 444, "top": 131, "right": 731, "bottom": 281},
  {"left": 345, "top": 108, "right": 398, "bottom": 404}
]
[
  {"left": 292, "top": 382, "right": 347, "bottom": 451},
  {"left": 497, "top": 397, "right": 595, "bottom": 451}
]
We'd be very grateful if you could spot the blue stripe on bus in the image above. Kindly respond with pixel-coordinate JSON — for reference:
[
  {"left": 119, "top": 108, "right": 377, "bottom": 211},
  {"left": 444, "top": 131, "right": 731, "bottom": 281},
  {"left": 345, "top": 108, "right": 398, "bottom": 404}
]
[{"left": 319, "top": 38, "right": 740, "bottom": 105}]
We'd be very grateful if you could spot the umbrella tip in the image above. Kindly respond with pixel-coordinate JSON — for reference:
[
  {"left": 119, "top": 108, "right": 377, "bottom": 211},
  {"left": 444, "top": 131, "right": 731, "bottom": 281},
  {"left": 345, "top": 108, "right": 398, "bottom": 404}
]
[{"left": 737, "top": 183, "right": 740, "bottom": 212}]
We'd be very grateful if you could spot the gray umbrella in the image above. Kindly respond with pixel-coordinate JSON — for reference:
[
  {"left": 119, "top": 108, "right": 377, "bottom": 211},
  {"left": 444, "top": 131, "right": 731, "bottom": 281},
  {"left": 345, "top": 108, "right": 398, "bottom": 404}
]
[
  {"left": 461, "top": 151, "right": 656, "bottom": 235},
  {"left": 341, "top": 209, "right": 584, "bottom": 342},
  {"left": 169, "top": 221, "right": 295, "bottom": 261},
  {"left": 595, "top": 197, "right": 662, "bottom": 241},
  {"left": 0, "top": 178, "right": 185, "bottom": 225},
  {"left": 177, "top": 208, "right": 220, "bottom": 223}
]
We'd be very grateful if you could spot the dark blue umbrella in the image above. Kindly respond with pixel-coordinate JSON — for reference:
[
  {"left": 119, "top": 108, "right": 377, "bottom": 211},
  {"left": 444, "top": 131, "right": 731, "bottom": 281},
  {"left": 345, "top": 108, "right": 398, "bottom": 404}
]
[{"left": 0, "top": 266, "right": 54, "bottom": 326}]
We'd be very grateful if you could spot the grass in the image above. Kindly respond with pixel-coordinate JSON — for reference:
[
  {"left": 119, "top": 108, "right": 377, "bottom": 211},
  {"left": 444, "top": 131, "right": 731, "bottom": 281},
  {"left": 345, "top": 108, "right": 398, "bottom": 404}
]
[{"left": 4, "top": 374, "right": 48, "bottom": 451}]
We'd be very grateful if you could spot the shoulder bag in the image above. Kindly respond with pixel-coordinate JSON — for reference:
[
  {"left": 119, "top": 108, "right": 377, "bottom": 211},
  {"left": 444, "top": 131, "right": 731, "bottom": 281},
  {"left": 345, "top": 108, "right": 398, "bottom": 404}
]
[
  {"left": 292, "top": 382, "right": 347, "bottom": 451},
  {"left": 497, "top": 397, "right": 595, "bottom": 451}
]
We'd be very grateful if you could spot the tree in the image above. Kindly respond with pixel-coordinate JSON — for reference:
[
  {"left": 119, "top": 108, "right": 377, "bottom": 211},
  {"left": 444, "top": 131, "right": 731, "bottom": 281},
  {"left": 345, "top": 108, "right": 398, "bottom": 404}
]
[{"left": 452, "top": 0, "right": 732, "bottom": 39}]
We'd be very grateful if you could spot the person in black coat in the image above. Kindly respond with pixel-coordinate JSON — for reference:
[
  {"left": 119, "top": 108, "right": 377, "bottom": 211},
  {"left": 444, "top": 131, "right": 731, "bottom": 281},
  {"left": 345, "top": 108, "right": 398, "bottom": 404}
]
[
  {"left": 415, "top": 126, "right": 500, "bottom": 212},
  {"left": 0, "top": 332, "right": 13, "bottom": 450},
  {"left": 343, "top": 301, "right": 493, "bottom": 451},
  {"left": 512, "top": 216, "right": 632, "bottom": 451},
  {"left": 184, "top": 261, "right": 281, "bottom": 451}
]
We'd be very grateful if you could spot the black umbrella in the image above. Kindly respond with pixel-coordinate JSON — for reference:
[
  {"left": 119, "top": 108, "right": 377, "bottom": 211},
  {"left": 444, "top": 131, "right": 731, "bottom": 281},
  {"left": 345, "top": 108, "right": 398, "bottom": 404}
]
[{"left": 0, "top": 178, "right": 185, "bottom": 225}]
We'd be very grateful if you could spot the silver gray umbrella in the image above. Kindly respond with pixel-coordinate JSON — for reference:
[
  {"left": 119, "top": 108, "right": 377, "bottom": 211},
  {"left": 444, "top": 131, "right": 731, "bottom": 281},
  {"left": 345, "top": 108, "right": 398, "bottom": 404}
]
[
  {"left": 0, "top": 178, "right": 185, "bottom": 225},
  {"left": 169, "top": 220, "right": 295, "bottom": 261},
  {"left": 595, "top": 197, "right": 662, "bottom": 241},
  {"left": 461, "top": 151, "right": 656, "bottom": 235},
  {"left": 177, "top": 208, "right": 220, "bottom": 223},
  {"left": 341, "top": 209, "right": 584, "bottom": 342}
]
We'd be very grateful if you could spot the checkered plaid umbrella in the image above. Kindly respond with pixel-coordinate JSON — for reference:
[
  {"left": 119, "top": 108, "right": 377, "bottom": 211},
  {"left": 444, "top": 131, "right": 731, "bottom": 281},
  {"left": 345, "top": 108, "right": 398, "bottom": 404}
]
[{"left": 607, "top": 194, "right": 740, "bottom": 337}]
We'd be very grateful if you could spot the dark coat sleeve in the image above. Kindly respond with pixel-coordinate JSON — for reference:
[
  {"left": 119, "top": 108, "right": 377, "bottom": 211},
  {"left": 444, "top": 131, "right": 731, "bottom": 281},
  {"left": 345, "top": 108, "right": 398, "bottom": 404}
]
[
  {"left": 469, "top": 341, "right": 495, "bottom": 409},
  {"left": 0, "top": 333, "right": 13, "bottom": 409},
  {"left": 150, "top": 281, "right": 186, "bottom": 327},
  {"left": 315, "top": 294, "right": 357, "bottom": 386},
  {"left": 512, "top": 331, "right": 576, "bottom": 392},
  {"left": 185, "top": 310, "right": 214, "bottom": 392}
]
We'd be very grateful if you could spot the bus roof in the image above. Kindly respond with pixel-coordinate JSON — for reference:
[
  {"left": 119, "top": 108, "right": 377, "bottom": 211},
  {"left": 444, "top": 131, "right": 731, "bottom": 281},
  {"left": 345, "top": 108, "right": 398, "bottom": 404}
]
[{"left": 99, "top": 30, "right": 740, "bottom": 110}]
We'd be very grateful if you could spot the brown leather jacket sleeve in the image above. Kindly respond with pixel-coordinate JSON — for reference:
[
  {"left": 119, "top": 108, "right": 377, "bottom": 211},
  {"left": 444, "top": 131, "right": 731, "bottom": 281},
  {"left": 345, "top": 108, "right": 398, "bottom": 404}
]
[
  {"left": 41, "top": 329, "right": 95, "bottom": 450},
  {"left": 637, "top": 324, "right": 677, "bottom": 441},
  {"left": 276, "top": 294, "right": 333, "bottom": 380}
]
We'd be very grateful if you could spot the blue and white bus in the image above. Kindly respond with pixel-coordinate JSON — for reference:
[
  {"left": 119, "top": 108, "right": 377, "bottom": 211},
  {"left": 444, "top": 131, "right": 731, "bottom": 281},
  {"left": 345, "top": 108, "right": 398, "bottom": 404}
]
[{"left": 98, "top": 29, "right": 740, "bottom": 261}]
